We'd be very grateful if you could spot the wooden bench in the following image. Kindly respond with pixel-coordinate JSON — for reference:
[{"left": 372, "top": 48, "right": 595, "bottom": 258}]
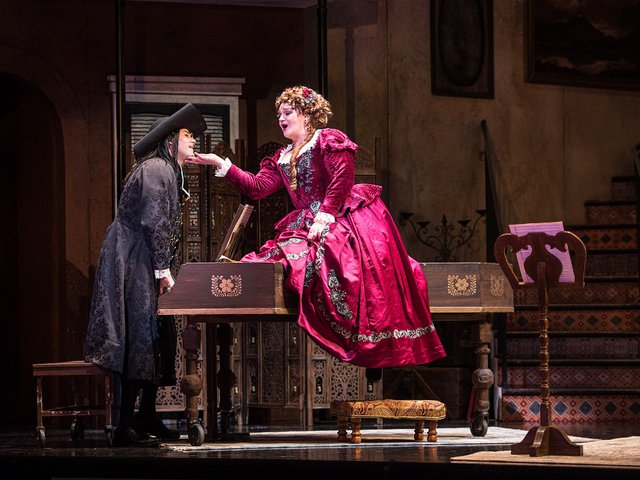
[
  {"left": 33, "top": 360, "right": 114, "bottom": 447},
  {"left": 329, "top": 399, "right": 446, "bottom": 444}
]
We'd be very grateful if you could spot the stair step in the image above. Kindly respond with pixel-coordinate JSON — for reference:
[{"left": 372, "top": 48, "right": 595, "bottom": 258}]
[
  {"left": 499, "top": 365, "right": 640, "bottom": 389},
  {"left": 508, "top": 307, "right": 640, "bottom": 332},
  {"left": 507, "top": 331, "right": 639, "bottom": 338},
  {"left": 584, "top": 200, "right": 636, "bottom": 224},
  {"left": 504, "top": 388, "right": 640, "bottom": 395},
  {"left": 585, "top": 249, "right": 638, "bottom": 276},
  {"left": 505, "top": 336, "right": 640, "bottom": 360},
  {"left": 611, "top": 175, "right": 636, "bottom": 201},
  {"left": 567, "top": 224, "right": 637, "bottom": 250},
  {"left": 503, "top": 358, "right": 640, "bottom": 366},
  {"left": 514, "top": 278, "right": 639, "bottom": 306},
  {"left": 500, "top": 393, "right": 640, "bottom": 422}
]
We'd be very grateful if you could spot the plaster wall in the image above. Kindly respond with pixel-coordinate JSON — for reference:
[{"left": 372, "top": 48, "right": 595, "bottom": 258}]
[{"left": 327, "top": 0, "right": 640, "bottom": 261}]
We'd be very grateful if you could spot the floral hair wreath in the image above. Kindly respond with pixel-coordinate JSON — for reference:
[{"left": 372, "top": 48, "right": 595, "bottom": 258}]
[{"left": 302, "top": 87, "right": 317, "bottom": 104}]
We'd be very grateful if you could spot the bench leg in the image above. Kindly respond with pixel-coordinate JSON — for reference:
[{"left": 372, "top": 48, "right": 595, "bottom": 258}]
[
  {"left": 336, "top": 415, "right": 348, "bottom": 442},
  {"left": 427, "top": 420, "right": 438, "bottom": 442},
  {"left": 35, "top": 376, "right": 43, "bottom": 430},
  {"left": 350, "top": 417, "right": 362, "bottom": 444},
  {"left": 414, "top": 421, "right": 424, "bottom": 441},
  {"left": 35, "top": 376, "right": 46, "bottom": 447}
]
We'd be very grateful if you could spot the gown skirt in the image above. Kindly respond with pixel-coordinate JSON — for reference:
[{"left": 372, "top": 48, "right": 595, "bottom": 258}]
[{"left": 241, "top": 195, "right": 446, "bottom": 368}]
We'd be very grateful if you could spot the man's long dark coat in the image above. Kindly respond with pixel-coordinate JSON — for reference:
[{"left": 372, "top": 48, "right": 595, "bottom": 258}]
[{"left": 85, "top": 157, "right": 181, "bottom": 385}]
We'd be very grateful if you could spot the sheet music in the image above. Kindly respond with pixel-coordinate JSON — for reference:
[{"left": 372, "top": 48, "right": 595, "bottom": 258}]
[{"left": 508, "top": 221, "right": 575, "bottom": 284}]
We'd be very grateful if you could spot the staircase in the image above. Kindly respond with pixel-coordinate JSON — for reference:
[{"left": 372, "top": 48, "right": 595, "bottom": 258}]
[{"left": 499, "top": 175, "right": 640, "bottom": 423}]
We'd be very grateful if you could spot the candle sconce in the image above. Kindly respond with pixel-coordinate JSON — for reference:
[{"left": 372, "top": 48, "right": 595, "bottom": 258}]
[{"left": 399, "top": 210, "right": 486, "bottom": 262}]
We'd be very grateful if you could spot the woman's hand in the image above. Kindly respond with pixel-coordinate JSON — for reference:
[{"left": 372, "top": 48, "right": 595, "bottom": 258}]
[
  {"left": 158, "top": 274, "right": 175, "bottom": 296},
  {"left": 186, "top": 152, "right": 226, "bottom": 167}
]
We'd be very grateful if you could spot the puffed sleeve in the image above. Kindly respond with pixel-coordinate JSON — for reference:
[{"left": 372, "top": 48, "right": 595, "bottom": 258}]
[
  {"left": 317, "top": 129, "right": 357, "bottom": 217},
  {"left": 224, "top": 154, "right": 285, "bottom": 200},
  {"left": 139, "top": 159, "right": 178, "bottom": 271}
]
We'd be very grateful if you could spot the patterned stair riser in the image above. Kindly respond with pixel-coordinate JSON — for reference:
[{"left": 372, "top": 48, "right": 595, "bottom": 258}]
[
  {"left": 514, "top": 282, "right": 639, "bottom": 305},
  {"left": 587, "top": 253, "right": 638, "bottom": 277},
  {"left": 498, "top": 366, "right": 640, "bottom": 389},
  {"left": 501, "top": 394, "right": 640, "bottom": 422},
  {"left": 585, "top": 204, "right": 636, "bottom": 224},
  {"left": 506, "top": 336, "right": 640, "bottom": 360},
  {"left": 611, "top": 178, "right": 636, "bottom": 201},
  {"left": 573, "top": 227, "right": 637, "bottom": 250},
  {"left": 508, "top": 309, "right": 640, "bottom": 333}
]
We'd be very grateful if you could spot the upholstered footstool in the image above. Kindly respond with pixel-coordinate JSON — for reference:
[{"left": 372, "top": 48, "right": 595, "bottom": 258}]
[{"left": 329, "top": 399, "right": 446, "bottom": 444}]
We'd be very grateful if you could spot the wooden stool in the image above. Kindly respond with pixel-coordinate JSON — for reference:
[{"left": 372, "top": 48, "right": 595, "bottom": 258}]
[
  {"left": 33, "top": 360, "right": 114, "bottom": 447},
  {"left": 329, "top": 399, "right": 446, "bottom": 444}
]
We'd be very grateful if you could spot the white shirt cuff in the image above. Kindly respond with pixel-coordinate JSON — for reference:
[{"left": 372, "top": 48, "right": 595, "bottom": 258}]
[
  {"left": 155, "top": 268, "right": 171, "bottom": 279},
  {"left": 215, "top": 158, "right": 232, "bottom": 177}
]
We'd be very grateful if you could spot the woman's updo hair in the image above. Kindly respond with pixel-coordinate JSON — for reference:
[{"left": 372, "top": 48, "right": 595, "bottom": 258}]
[
  {"left": 275, "top": 86, "right": 333, "bottom": 130},
  {"left": 276, "top": 86, "right": 333, "bottom": 190}
]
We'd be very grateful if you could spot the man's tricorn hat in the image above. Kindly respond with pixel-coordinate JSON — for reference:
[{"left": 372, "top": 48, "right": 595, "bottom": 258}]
[{"left": 133, "top": 103, "right": 207, "bottom": 159}]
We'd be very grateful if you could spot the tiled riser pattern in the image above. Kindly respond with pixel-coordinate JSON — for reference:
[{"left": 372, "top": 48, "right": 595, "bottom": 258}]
[
  {"left": 574, "top": 227, "right": 637, "bottom": 250},
  {"left": 586, "top": 253, "right": 637, "bottom": 276},
  {"left": 514, "top": 283, "right": 639, "bottom": 305},
  {"left": 502, "top": 394, "right": 640, "bottom": 422},
  {"left": 585, "top": 204, "right": 636, "bottom": 224},
  {"left": 508, "top": 309, "right": 640, "bottom": 333},
  {"left": 499, "top": 366, "right": 640, "bottom": 389},
  {"left": 506, "top": 337, "right": 639, "bottom": 360},
  {"left": 611, "top": 178, "right": 636, "bottom": 201}
]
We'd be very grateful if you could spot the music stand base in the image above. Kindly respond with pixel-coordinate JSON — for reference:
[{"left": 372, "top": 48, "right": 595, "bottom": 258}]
[{"left": 511, "top": 425, "right": 584, "bottom": 457}]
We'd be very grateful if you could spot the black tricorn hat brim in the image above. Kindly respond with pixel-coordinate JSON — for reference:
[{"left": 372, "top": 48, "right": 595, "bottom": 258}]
[{"left": 133, "top": 103, "right": 207, "bottom": 159}]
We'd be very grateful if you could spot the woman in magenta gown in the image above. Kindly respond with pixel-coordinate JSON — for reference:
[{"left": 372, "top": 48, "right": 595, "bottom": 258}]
[{"left": 188, "top": 86, "right": 445, "bottom": 368}]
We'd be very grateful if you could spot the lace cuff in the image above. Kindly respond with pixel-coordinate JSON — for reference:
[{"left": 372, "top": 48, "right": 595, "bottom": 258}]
[
  {"left": 155, "top": 268, "right": 171, "bottom": 279},
  {"left": 215, "top": 157, "right": 232, "bottom": 177}
]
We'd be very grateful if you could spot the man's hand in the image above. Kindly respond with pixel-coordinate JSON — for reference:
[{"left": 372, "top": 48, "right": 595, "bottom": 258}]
[{"left": 158, "top": 274, "right": 175, "bottom": 296}]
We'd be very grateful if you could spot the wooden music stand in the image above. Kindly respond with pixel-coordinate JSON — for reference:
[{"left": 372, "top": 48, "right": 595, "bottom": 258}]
[{"left": 493, "top": 230, "right": 586, "bottom": 457}]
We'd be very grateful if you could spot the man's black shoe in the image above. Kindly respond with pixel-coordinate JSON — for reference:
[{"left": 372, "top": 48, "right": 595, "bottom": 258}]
[
  {"left": 135, "top": 415, "right": 181, "bottom": 441},
  {"left": 113, "top": 427, "right": 161, "bottom": 447}
]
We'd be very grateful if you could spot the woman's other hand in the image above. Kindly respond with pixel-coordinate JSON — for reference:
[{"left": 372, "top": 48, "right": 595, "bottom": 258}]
[{"left": 307, "top": 212, "right": 334, "bottom": 241}]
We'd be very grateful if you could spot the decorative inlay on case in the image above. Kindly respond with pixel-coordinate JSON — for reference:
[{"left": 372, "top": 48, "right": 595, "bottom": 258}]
[
  {"left": 490, "top": 274, "right": 505, "bottom": 296},
  {"left": 211, "top": 274, "right": 242, "bottom": 297},
  {"left": 447, "top": 274, "right": 477, "bottom": 296}
]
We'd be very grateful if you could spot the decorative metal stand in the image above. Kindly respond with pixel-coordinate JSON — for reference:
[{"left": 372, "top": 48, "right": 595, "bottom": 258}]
[
  {"left": 494, "top": 230, "right": 586, "bottom": 457},
  {"left": 399, "top": 210, "right": 486, "bottom": 261}
]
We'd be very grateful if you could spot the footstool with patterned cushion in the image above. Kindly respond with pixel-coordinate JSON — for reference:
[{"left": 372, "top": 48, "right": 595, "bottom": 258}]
[{"left": 329, "top": 399, "right": 446, "bottom": 444}]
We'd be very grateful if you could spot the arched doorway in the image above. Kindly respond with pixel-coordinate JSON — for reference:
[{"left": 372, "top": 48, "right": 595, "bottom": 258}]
[{"left": 0, "top": 74, "right": 65, "bottom": 428}]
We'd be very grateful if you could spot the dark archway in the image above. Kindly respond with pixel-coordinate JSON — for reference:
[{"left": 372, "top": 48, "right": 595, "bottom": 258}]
[{"left": 0, "top": 74, "right": 65, "bottom": 428}]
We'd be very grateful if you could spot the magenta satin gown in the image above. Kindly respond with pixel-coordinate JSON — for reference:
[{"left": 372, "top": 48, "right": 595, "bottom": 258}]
[{"left": 224, "top": 128, "right": 446, "bottom": 368}]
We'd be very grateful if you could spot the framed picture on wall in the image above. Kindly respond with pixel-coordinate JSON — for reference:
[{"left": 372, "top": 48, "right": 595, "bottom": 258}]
[
  {"left": 430, "top": 0, "right": 494, "bottom": 99},
  {"left": 525, "top": 0, "right": 640, "bottom": 91}
]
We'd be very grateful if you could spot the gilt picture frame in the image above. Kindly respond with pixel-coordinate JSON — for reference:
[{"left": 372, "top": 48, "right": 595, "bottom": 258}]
[
  {"left": 430, "top": 0, "right": 494, "bottom": 99},
  {"left": 524, "top": 0, "right": 640, "bottom": 91}
]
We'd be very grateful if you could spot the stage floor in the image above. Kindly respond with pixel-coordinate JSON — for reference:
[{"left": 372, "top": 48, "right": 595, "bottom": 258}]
[{"left": 1, "top": 420, "right": 638, "bottom": 480}]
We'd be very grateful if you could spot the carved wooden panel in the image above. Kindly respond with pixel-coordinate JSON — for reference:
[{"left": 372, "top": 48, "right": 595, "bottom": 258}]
[{"left": 156, "top": 317, "right": 205, "bottom": 413}]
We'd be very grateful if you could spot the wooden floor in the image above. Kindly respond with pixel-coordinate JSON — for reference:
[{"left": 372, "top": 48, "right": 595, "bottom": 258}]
[{"left": 1, "top": 420, "right": 639, "bottom": 480}]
